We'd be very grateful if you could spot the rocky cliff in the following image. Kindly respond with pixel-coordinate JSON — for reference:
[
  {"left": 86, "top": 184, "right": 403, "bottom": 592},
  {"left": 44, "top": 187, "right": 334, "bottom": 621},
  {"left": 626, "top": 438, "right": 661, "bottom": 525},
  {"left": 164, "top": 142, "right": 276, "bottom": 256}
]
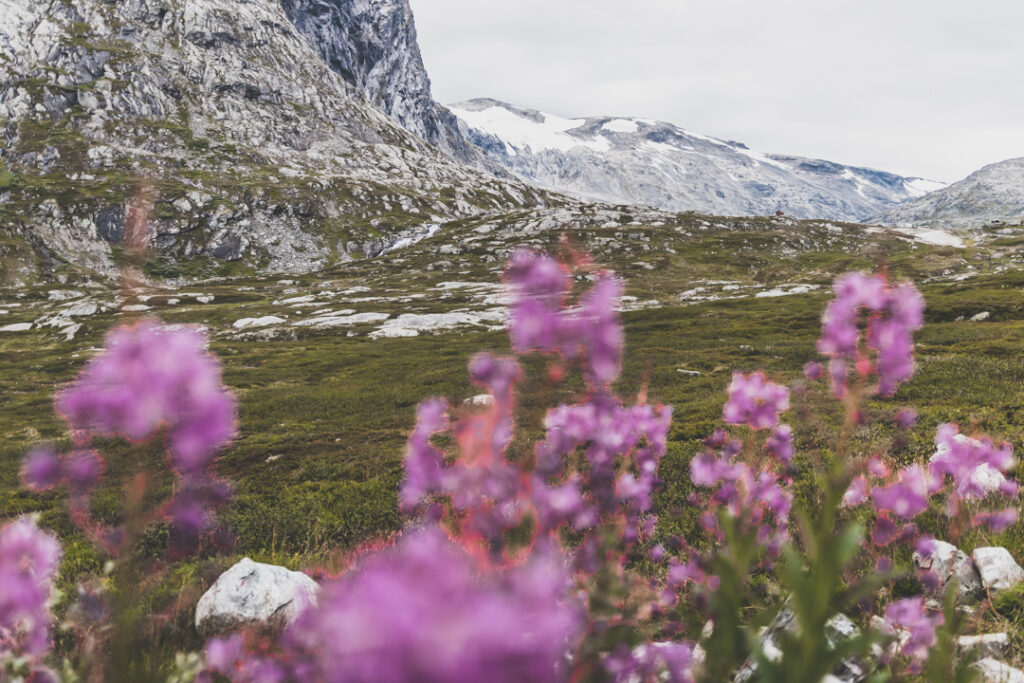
[
  {"left": 278, "top": 0, "right": 479, "bottom": 163},
  {"left": 0, "top": 0, "right": 547, "bottom": 282}
]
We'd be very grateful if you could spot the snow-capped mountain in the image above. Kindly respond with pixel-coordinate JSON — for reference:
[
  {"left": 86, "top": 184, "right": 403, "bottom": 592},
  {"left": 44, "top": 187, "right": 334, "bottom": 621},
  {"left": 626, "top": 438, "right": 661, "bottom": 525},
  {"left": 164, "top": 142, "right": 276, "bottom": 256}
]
[
  {"left": 450, "top": 99, "right": 945, "bottom": 222},
  {"left": 874, "top": 158, "right": 1024, "bottom": 229}
]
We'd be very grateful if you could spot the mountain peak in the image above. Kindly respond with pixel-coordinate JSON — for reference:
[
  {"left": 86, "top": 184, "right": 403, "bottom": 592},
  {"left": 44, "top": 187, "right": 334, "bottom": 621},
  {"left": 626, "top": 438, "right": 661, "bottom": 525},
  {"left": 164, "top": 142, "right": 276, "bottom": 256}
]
[{"left": 875, "top": 157, "right": 1024, "bottom": 228}]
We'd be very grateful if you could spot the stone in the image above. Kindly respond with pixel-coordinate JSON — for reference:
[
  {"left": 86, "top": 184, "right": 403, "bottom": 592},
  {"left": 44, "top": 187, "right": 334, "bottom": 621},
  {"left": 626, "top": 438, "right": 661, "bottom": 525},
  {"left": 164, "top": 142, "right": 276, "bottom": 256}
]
[
  {"left": 971, "top": 311, "right": 992, "bottom": 322},
  {"left": 974, "top": 659, "right": 1024, "bottom": 683},
  {"left": 913, "top": 540, "right": 983, "bottom": 598},
  {"left": 233, "top": 316, "right": 286, "bottom": 330},
  {"left": 972, "top": 547, "right": 1024, "bottom": 593},
  {"left": 958, "top": 633, "right": 1010, "bottom": 659},
  {"left": 0, "top": 322, "right": 33, "bottom": 332},
  {"left": 195, "top": 558, "right": 319, "bottom": 636}
]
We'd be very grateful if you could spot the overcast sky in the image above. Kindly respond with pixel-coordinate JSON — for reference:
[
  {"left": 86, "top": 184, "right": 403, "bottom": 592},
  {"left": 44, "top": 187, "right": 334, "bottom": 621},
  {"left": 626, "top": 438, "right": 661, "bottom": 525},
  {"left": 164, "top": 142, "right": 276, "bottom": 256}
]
[{"left": 410, "top": 0, "right": 1024, "bottom": 182}]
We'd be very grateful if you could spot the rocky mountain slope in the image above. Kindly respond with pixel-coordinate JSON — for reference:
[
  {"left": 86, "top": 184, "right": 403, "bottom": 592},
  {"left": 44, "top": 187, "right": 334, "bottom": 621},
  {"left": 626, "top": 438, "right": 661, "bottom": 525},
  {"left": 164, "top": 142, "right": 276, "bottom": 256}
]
[
  {"left": 874, "top": 158, "right": 1024, "bottom": 229},
  {"left": 0, "top": 0, "right": 550, "bottom": 283},
  {"left": 450, "top": 99, "right": 944, "bottom": 222},
  {"left": 278, "top": 0, "right": 480, "bottom": 164}
]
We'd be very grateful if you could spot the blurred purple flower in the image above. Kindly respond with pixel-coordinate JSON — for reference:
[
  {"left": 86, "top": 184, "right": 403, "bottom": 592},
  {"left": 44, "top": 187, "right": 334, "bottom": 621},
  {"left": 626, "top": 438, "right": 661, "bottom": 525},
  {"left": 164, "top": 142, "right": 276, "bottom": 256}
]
[
  {"left": 722, "top": 372, "right": 790, "bottom": 429},
  {"left": 284, "top": 527, "right": 584, "bottom": 683},
  {"left": 766, "top": 424, "right": 795, "bottom": 463},
  {"left": 883, "top": 596, "right": 943, "bottom": 670},
  {"left": 0, "top": 517, "right": 61, "bottom": 660},
  {"left": 872, "top": 465, "right": 930, "bottom": 519}
]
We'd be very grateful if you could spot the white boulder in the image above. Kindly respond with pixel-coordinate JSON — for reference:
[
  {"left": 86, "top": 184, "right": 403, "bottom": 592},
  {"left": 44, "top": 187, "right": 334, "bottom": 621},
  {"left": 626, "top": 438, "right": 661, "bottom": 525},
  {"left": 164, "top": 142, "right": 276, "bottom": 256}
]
[
  {"left": 233, "top": 316, "right": 286, "bottom": 330},
  {"left": 913, "top": 540, "right": 983, "bottom": 597},
  {"left": 972, "top": 547, "right": 1024, "bottom": 593},
  {"left": 958, "top": 633, "right": 1010, "bottom": 659},
  {"left": 974, "top": 658, "right": 1024, "bottom": 683},
  {"left": 195, "top": 558, "right": 319, "bottom": 635}
]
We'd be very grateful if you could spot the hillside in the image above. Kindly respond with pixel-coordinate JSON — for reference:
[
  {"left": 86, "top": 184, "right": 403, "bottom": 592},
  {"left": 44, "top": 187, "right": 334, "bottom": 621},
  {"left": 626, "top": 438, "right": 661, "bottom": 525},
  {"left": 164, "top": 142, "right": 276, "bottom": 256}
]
[{"left": 875, "top": 157, "right": 1024, "bottom": 229}]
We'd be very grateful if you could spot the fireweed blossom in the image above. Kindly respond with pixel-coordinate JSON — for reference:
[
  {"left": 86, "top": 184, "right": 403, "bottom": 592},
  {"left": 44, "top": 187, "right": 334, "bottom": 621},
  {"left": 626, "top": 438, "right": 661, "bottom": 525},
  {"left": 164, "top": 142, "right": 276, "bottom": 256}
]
[
  {"left": 401, "top": 250, "right": 671, "bottom": 559},
  {"left": 282, "top": 528, "right": 585, "bottom": 683},
  {"left": 815, "top": 272, "right": 924, "bottom": 397},
  {"left": 722, "top": 372, "right": 790, "bottom": 429},
  {"left": 0, "top": 517, "right": 61, "bottom": 668},
  {"left": 28, "top": 321, "right": 237, "bottom": 553},
  {"left": 882, "top": 597, "right": 943, "bottom": 673}
]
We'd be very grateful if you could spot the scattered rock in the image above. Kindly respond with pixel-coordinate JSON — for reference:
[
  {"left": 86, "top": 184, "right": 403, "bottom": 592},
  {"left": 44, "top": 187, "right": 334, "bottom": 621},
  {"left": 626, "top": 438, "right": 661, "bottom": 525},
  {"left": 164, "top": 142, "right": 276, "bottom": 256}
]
[
  {"left": 233, "top": 316, "right": 286, "bottom": 330},
  {"left": 958, "top": 633, "right": 1010, "bottom": 659},
  {"left": 972, "top": 547, "right": 1024, "bottom": 593},
  {"left": 195, "top": 558, "right": 319, "bottom": 636},
  {"left": 0, "top": 322, "right": 32, "bottom": 332},
  {"left": 913, "top": 540, "right": 983, "bottom": 598},
  {"left": 121, "top": 304, "right": 152, "bottom": 312},
  {"left": 974, "top": 658, "right": 1024, "bottom": 683},
  {"left": 196, "top": 295, "right": 215, "bottom": 304}
]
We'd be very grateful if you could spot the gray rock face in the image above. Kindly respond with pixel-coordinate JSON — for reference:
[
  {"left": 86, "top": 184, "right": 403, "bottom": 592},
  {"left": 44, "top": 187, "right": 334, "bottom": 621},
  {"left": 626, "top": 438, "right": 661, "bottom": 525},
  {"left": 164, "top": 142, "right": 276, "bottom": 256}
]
[
  {"left": 913, "top": 540, "right": 983, "bottom": 598},
  {"left": 195, "top": 557, "right": 320, "bottom": 635},
  {"left": 449, "top": 98, "right": 944, "bottom": 222},
  {"left": 277, "top": 0, "right": 479, "bottom": 163},
  {"left": 972, "top": 547, "right": 1024, "bottom": 594},
  {"left": 875, "top": 158, "right": 1024, "bottom": 229},
  {"left": 0, "top": 0, "right": 548, "bottom": 278}
]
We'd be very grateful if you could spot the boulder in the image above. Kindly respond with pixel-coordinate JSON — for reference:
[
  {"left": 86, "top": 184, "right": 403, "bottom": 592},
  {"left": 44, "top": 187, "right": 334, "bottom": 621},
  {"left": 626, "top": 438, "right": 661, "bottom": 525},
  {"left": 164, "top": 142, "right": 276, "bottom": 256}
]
[
  {"left": 972, "top": 547, "right": 1024, "bottom": 594},
  {"left": 958, "top": 634, "right": 1010, "bottom": 659},
  {"left": 913, "top": 540, "right": 983, "bottom": 598},
  {"left": 195, "top": 558, "right": 319, "bottom": 636},
  {"left": 974, "top": 658, "right": 1024, "bottom": 683}
]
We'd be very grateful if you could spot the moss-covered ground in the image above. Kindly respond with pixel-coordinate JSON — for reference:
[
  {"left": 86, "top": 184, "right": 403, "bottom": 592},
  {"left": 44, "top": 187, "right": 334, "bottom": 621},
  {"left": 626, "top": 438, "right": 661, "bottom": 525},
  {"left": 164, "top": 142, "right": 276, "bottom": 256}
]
[{"left": 2, "top": 222, "right": 1024, "bottom": 676}]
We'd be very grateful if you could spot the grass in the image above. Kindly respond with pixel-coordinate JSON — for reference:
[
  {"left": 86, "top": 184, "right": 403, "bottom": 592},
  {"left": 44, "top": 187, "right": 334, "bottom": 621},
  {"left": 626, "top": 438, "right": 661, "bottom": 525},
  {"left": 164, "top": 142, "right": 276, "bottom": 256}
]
[{"left": 2, "top": 225, "right": 1024, "bottom": 677}]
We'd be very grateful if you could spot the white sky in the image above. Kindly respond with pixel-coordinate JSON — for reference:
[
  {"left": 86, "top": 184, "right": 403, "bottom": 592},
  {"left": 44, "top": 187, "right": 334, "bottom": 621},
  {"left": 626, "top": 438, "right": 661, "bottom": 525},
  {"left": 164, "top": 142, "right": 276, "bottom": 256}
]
[{"left": 410, "top": 0, "right": 1024, "bottom": 182}]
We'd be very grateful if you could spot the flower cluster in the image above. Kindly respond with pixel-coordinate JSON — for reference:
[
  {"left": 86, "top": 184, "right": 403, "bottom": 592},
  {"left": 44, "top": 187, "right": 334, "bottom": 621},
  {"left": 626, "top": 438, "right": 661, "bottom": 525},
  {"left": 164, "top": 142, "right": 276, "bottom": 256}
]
[
  {"left": 816, "top": 272, "right": 924, "bottom": 396},
  {"left": 507, "top": 249, "right": 624, "bottom": 390},
  {"left": 0, "top": 517, "right": 61, "bottom": 674},
  {"left": 203, "top": 528, "right": 585, "bottom": 683},
  {"left": 690, "top": 429, "right": 793, "bottom": 557},
  {"left": 25, "top": 321, "right": 237, "bottom": 553},
  {"left": 882, "top": 597, "right": 944, "bottom": 672},
  {"left": 845, "top": 422, "right": 1020, "bottom": 542},
  {"left": 722, "top": 372, "right": 789, "bottom": 429},
  {"left": 402, "top": 251, "right": 670, "bottom": 560}
]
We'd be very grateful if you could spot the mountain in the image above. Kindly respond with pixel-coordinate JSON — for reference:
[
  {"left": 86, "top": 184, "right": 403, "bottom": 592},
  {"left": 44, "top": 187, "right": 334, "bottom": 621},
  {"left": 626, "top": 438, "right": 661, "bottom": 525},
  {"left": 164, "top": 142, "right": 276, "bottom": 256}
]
[
  {"left": 0, "top": 0, "right": 549, "bottom": 282},
  {"left": 873, "top": 158, "right": 1024, "bottom": 229},
  {"left": 449, "top": 98, "right": 944, "bottom": 222},
  {"left": 277, "top": 0, "right": 480, "bottom": 164}
]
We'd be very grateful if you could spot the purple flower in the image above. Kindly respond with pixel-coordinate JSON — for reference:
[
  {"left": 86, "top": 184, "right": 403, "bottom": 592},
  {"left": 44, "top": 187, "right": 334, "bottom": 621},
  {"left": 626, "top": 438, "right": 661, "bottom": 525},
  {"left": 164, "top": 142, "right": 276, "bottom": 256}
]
[
  {"left": 817, "top": 272, "right": 924, "bottom": 397},
  {"left": 0, "top": 517, "right": 61, "bottom": 659},
  {"left": 871, "top": 465, "right": 930, "bottom": 519},
  {"left": 722, "top": 372, "right": 790, "bottom": 429},
  {"left": 973, "top": 508, "right": 1019, "bottom": 533},
  {"left": 284, "top": 527, "right": 584, "bottom": 683},
  {"left": 842, "top": 476, "right": 869, "bottom": 508},
  {"left": 55, "top": 321, "right": 237, "bottom": 468},
  {"left": 882, "top": 596, "right": 943, "bottom": 670},
  {"left": 21, "top": 447, "right": 62, "bottom": 491},
  {"left": 930, "top": 424, "right": 1016, "bottom": 501},
  {"left": 766, "top": 424, "right": 795, "bottom": 463},
  {"left": 895, "top": 408, "right": 918, "bottom": 430},
  {"left": 803, "top": 361, "right": 823, "bottom": 380}
]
